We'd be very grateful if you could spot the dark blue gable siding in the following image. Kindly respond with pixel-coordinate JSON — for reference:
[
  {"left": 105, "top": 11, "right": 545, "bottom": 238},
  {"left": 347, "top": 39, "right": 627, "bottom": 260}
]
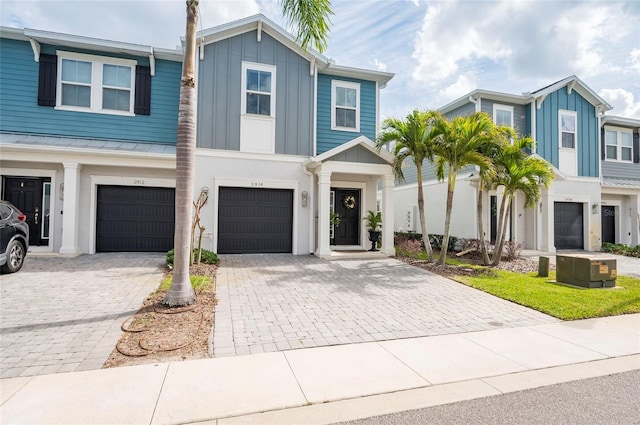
[
  {"left": 0, "top": 38, "right": 181, "bottom": 144},
  {"left": 316, "top": 73, "right": 376, "bottom": 155},
  {"left": 535, "top": 86, "right": 599, "bottom": 177}
]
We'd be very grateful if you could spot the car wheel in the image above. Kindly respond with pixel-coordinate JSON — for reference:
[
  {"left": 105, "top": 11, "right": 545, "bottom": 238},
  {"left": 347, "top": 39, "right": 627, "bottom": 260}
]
[{"left": 1, "top": 240, "right": 25, "bottom": 273}]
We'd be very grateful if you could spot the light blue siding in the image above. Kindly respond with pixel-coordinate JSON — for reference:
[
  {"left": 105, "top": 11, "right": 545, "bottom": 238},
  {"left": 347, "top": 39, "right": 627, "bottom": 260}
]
[
  {"left": 0, "top": 38, "right": 180, "bottom": 144},
  {"left": 535, "top": 87, "right": 599, "bottom": 177},
  {"left": 316, "top": 74, "right": 376, "bottom": 155}
]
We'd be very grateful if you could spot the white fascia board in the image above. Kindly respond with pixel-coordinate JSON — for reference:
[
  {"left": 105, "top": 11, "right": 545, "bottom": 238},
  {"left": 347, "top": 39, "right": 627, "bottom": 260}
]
[
  {"left": 312, "top": 135, "right": 394, "bottom": 164},
  {"left": 531, "top": 75, "right": 612, "bottom": 111},
  {"left": 602, "top": 115, "right": 640, "bottom": 129},
  {"left": 24, "top": 28, "right": 154, "bottom": 58},
  {"left": 0, "top": 144, "right": 175, "bottom": 168},
  {"left": 530, "top": 153, "right": 567, "bottom": 180},
  {"left": 197, "top": 13, "right": 329, "bottom": 67},
  {"left": 440, "top": 89, "right": 529, "bottom": 114},
  {"left": 0, "top": 26, "right": 27, "bottom": 41},
  {"left": 320, "top": 64, "right": 394, "bottom": 85}
]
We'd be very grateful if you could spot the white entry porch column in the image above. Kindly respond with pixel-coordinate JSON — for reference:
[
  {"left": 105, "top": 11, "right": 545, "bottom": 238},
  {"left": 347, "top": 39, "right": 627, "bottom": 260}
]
[
  {"left": 316, "top": 170, "right": 332, "bottom": 258},
  {"left": 381, "top": 174, "right": 395, "bottom": 255},
  {"left": 59, "top": 162, "right": 82, "bottom": 254},
  {"left": 540, "top": 187, "right": 555, "bottom": 253}
]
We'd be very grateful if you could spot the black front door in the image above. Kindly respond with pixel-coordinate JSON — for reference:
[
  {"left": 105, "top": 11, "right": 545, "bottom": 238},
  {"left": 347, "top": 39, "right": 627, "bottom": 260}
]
[
  {"left": 3, "top": 177, "right": 48, "bottom": 246},
  {"left": 332, "top": 188, "right": 360, "bottom": 245},
  {"left": 601, "top": 206, "right": 615, "bottom": 244}
]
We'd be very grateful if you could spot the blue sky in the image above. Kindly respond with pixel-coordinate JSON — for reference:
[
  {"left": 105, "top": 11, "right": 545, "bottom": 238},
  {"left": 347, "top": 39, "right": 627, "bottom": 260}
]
[{"left": 2, "top": 0, "right": 639, "bottom": 119}]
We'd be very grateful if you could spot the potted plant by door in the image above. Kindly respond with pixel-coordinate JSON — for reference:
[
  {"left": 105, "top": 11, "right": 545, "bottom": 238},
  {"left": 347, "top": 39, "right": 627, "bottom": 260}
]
[{"left": 364, "top": 210, "right": 382, "bottom": 251}]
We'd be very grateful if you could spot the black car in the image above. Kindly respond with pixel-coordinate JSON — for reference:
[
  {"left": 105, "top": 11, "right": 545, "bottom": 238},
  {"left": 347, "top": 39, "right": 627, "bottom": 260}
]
[{"left": 0, "top": 200, "right": 29, "bottom": 273}]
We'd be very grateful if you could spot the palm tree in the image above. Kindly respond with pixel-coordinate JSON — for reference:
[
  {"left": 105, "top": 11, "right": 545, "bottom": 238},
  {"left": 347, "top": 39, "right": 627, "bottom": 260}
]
[
  {"left": 165, "top": 0, "right": 333, "bottom": 306},
  {"left": 489, "top": 137, "right": 553, "bottom": 266},
  {"left": 431, "top": 112, "right": 495, "bottom": 265},
  {"left": 376, "top": 110, "right": 439, "bottom": 262}
]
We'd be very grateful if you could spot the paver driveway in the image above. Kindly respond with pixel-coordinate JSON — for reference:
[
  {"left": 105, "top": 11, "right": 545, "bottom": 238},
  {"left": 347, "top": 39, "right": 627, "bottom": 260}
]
[
  {"left": 0, "top": 253, "right": 164, "bottom": 378},
  {"left": 212, "top": 255, "right": 559, "bottom": 357}
]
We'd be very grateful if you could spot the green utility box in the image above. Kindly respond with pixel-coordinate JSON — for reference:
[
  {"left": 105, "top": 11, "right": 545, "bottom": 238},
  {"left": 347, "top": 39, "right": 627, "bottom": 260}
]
[{"left": 556, "top": 255, "right": 617, "bottom": 288}]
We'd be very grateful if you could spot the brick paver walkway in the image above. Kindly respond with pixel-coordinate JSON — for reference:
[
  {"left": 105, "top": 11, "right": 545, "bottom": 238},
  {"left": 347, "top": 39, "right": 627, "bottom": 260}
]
[
  {"left": 0, "top": 253, "right": 163, "bottom": 378},
  {"left": 212, "top": 255, "right": 559, "bottom": 357}
]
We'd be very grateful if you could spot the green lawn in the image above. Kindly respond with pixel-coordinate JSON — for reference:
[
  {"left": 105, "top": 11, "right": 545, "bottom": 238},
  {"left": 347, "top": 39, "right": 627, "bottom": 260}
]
[
  {"left": 158, "top": 275, "right": 212, "bottom": 293},
  {"left": 454, "top": 269, "right": 640, "bottom": 320}
]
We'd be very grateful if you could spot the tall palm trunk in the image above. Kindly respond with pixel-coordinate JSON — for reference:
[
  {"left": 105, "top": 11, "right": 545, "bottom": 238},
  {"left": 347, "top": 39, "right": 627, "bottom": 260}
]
[
  {"left": 476, "top": 178, "right": 491, "bottom": 265},
  {"left": 164, "top": 0, "right": 198, "bottom": 306},
  {"left": 491, "top": 193, "right": 512, "bottom": 266},
  {"left": 438, "top": 165, "right": 456, "bottom": 265},
  {"left": 416, "top": 165, "right": 435, "bottom": 262}
]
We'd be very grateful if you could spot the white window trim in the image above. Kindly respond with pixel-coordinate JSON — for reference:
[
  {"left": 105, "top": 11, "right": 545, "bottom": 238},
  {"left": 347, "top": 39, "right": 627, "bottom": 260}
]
[
  {"left": 604, "top": 126, "right": 634, "bottom": 163},
  {"left": 55, "top": 51, "right": 136, "bottom": 116},
  {"left": 492, "top": 104, "right": 514, "bottom": 128},
  {"left": 558, "top": 110, "right": 578, "bottom": 151},
  {"left": 331, "top": 80, "right": 360, "bottom": 132},
  {"left": 241, "top": 61, "right": 276, "bottom": 118}
]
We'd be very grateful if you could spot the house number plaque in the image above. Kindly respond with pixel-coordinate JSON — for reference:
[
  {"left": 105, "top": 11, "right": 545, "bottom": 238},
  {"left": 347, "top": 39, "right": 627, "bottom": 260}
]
[{"left": 251, "top": 182, "right": 264, "bottom": 187}]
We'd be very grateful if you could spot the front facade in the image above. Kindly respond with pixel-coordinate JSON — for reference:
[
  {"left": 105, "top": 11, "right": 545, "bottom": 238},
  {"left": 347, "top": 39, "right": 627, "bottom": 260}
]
[
  {"left": 394, "top": 76, "right": 640, "bottom": 252},
  {"left": 0, "top": 15, "right": 396, "bottom": 258}
]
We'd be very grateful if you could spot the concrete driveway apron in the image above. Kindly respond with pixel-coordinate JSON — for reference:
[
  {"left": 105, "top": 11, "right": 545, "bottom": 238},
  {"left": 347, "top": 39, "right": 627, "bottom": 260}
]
[
  {"left": 0, "top": 253, "right": 163, "bottom": 378},
  {"left": 212, "top": 255, "right": 559, "bottom": 357}
]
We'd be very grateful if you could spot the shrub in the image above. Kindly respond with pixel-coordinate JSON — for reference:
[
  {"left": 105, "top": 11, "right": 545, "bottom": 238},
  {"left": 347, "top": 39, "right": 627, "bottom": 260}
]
[
  {"left": 166, "top": 249, "right": 219, "bottom": 266},
  {"left": 502, "top": 241, "right": 524, "bottom": 261},
  {"left": 394, "top": 232, "right": 458, "bottom": 252},
  {"left": 602, "top": 243, "right": 640, "bottom": 258}
]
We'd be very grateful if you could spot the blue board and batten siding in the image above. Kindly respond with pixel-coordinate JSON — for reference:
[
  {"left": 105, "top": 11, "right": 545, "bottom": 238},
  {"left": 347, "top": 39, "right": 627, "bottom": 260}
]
[
  {"left": 0, "top": 38, "right": 181, "bottom": 144},
  {"left": 316, "top": 74, "right": 376, "bottom": 155},
  {"left": 535, "top": 87, "right": 599, "bottom": 177},
  {"left": 196, "top": 31, "right": 314, "bottom": 156}
]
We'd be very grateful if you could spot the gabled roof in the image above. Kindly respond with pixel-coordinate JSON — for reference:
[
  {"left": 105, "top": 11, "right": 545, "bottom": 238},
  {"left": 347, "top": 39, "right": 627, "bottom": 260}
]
[
  {"left": 0, "top": 26, "right": 182, "bottom": 62},
  {"left": 527, "top": 75, "right": 611, "bottom": 111},
  {"left": 304, "top": 135, "right": 394, "bottom": 169},
  {"left": 196, "top": 14, "right": 394, "bottom": 85},
  {"left": 439, "top": 75, "right": 612, "bottom": 114}
]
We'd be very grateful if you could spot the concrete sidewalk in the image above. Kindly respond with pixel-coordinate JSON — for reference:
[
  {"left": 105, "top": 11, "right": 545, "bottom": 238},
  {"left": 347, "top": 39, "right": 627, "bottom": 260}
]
[{"left": 1, "top": 314, "right": 639, "bottom": 425}]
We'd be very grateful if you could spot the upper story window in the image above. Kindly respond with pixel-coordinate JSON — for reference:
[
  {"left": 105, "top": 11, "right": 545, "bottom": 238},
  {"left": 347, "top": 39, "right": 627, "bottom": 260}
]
[
  {"left": 493, "top": 104, "right": 513, "bottom": 128},
  {"left": 241, "top": 62, "right": 276, "bottom": 117},
  {"left": 331, "top": 80, "right": 360, "bottom": 132},
  {"left": 57, "top": 51, "right": 135, "bottom": 116},
  {"left": 605, "top": 127, "right": 633, "bottom": 162},
  {"left": 559, "top": 110, "right": 577, "bottom": 149}
]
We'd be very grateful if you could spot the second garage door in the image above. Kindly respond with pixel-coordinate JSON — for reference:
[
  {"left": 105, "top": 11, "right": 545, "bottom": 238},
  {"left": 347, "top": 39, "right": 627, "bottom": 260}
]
[
  {"left": 96, "top": 185, "right": 175, "bottom": 252},
  {"left": 218, "top": 187, "right": 293, "bottom": 254},
  {"left": 554, "top": 202, "right": 584, "bottom": 249}
]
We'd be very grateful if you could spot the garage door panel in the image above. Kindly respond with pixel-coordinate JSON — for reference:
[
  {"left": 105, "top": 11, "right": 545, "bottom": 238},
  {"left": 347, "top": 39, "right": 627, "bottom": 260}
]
[
  {"left": 218, "top": 187, "right": 293, "bottom": 254},
  {"left": 96, "top": 186, "right": 174, "bottom": 252},
  {"left": 554, "top": 202, "right": 584, "bottom": 250}
]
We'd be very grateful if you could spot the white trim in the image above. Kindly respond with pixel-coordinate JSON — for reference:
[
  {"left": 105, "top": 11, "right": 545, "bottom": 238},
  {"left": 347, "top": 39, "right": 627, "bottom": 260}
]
[
  {"left": 29, "top": 38, "right": 40, "bottom": 62},
  {"left": 559, "top": 110, "right": 578, "bottom": 149},
  {"left": 210, "top": 177, "right": 299, "bottom": 255},
  {"left": 375, "top": 82, "right": 380, "bottom": 139},
  {"left": 531, "top": 103, "right": 537, "bottom": 152},
  {"left": 492, "top": 103, "right": 514, "bottom": 128},
  {"left": 331, "top": 80, "right": 360, "bottom": 132},
  {"left": 308, "top": 135, "right": 394, "bottom": 165},
  {"left": 313, "top": 64, "right": 318, "bottom": 155},
  {"left": 88, "top": 175, "right": 176, "bottom": 254},
  {"left": 55, "top": 50, "right": 136, "bottom": 116},
  {"left": 195, "top": 148, "right": 306, "bottom": 163},
  {"left": 604, "top": 126, "right": 634, "bottom": 163},
  {"left": 0, "top": 168, "right": 57, "bottom": 253},
  {"left": 241, "top": 61, "right": 276, "bottom": 118}
]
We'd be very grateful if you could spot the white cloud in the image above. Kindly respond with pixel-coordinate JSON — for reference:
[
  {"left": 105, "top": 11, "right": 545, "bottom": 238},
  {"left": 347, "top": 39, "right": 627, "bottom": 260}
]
[
  {"left": 438, "top": 74, "right": 477, "bottom": 102},
  {"left": 600, "top": 88, "right": 640, "bottom": 119},
  {"left": 627, "top": 49, "right": 640, "bottom": 74},
  {"left": 371, "top": 59, "right": 388, "bottom": 72}
]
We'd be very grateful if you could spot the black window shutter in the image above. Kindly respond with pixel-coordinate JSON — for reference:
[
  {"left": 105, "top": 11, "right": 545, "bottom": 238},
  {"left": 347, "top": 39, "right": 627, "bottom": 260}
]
[
  {"left": 134, "top": 66, "right": 151, "bottom": 115},
  {"left": 633, "top": 131, "right": 639, "bottom": 164},
  {"left": 600, "top": 128, "right": 605, "bottom": 160},
  {"left": 38, "top": 54, "right": 57, "bottom": 107}
]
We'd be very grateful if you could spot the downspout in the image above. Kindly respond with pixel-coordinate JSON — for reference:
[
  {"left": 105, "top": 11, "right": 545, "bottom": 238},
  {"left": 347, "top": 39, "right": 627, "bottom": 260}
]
[{"left": 469, "top": 96, "right": 480, "bottom": 113}]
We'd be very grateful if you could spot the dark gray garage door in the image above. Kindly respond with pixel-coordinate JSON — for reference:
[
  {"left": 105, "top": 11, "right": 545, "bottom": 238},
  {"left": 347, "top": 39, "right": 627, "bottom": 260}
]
[
  {"left": 554, "top": 202, "right": 583, "bottom": 249},
  {"left": 96, "top": 185, "right": 174, "bottom": 252},
  {"left": 218, "top": 187, "right": 293, "bottom": 254}
]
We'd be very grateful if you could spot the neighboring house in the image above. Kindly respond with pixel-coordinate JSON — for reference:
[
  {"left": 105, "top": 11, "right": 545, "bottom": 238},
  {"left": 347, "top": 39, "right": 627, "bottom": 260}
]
[
  {"left": 0, "top": 27, "right": 182, "bottom": 255},
  {"left": 394, "top": 75, "right": 640, "bottom": 252},
  {"left": 0, "top": 14, "right": 396, "bottom": 258}
]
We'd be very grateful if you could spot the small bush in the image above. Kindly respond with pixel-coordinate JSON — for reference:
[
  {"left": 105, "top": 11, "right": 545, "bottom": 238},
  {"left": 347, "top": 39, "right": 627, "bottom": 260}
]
[
  {"left": 166, "top": 249, "right": 220, "bottom": 266},
  {"left": 502, "top": 241, "right": 524, "bottom": 261},
  {"left": 601, "top": 243, "right": 640, "bottom": 258},
  {"left": 394, "top": 232, "right": 457, "bottom": 252}
]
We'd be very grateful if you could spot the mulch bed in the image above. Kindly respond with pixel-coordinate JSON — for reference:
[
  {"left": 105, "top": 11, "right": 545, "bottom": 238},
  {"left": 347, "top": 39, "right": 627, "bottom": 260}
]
[{"left": 102, "top": 263, "right": 218, "bottom": 369}]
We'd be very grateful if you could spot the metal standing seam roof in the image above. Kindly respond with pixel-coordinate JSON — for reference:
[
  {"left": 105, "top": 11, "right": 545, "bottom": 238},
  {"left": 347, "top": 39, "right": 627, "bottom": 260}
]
[
  {"left": 601, "top": 177, "right": 640, "bottom": 189},
  {"left": 0, "top": 133, "right": 176, "bottom": 155}
]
